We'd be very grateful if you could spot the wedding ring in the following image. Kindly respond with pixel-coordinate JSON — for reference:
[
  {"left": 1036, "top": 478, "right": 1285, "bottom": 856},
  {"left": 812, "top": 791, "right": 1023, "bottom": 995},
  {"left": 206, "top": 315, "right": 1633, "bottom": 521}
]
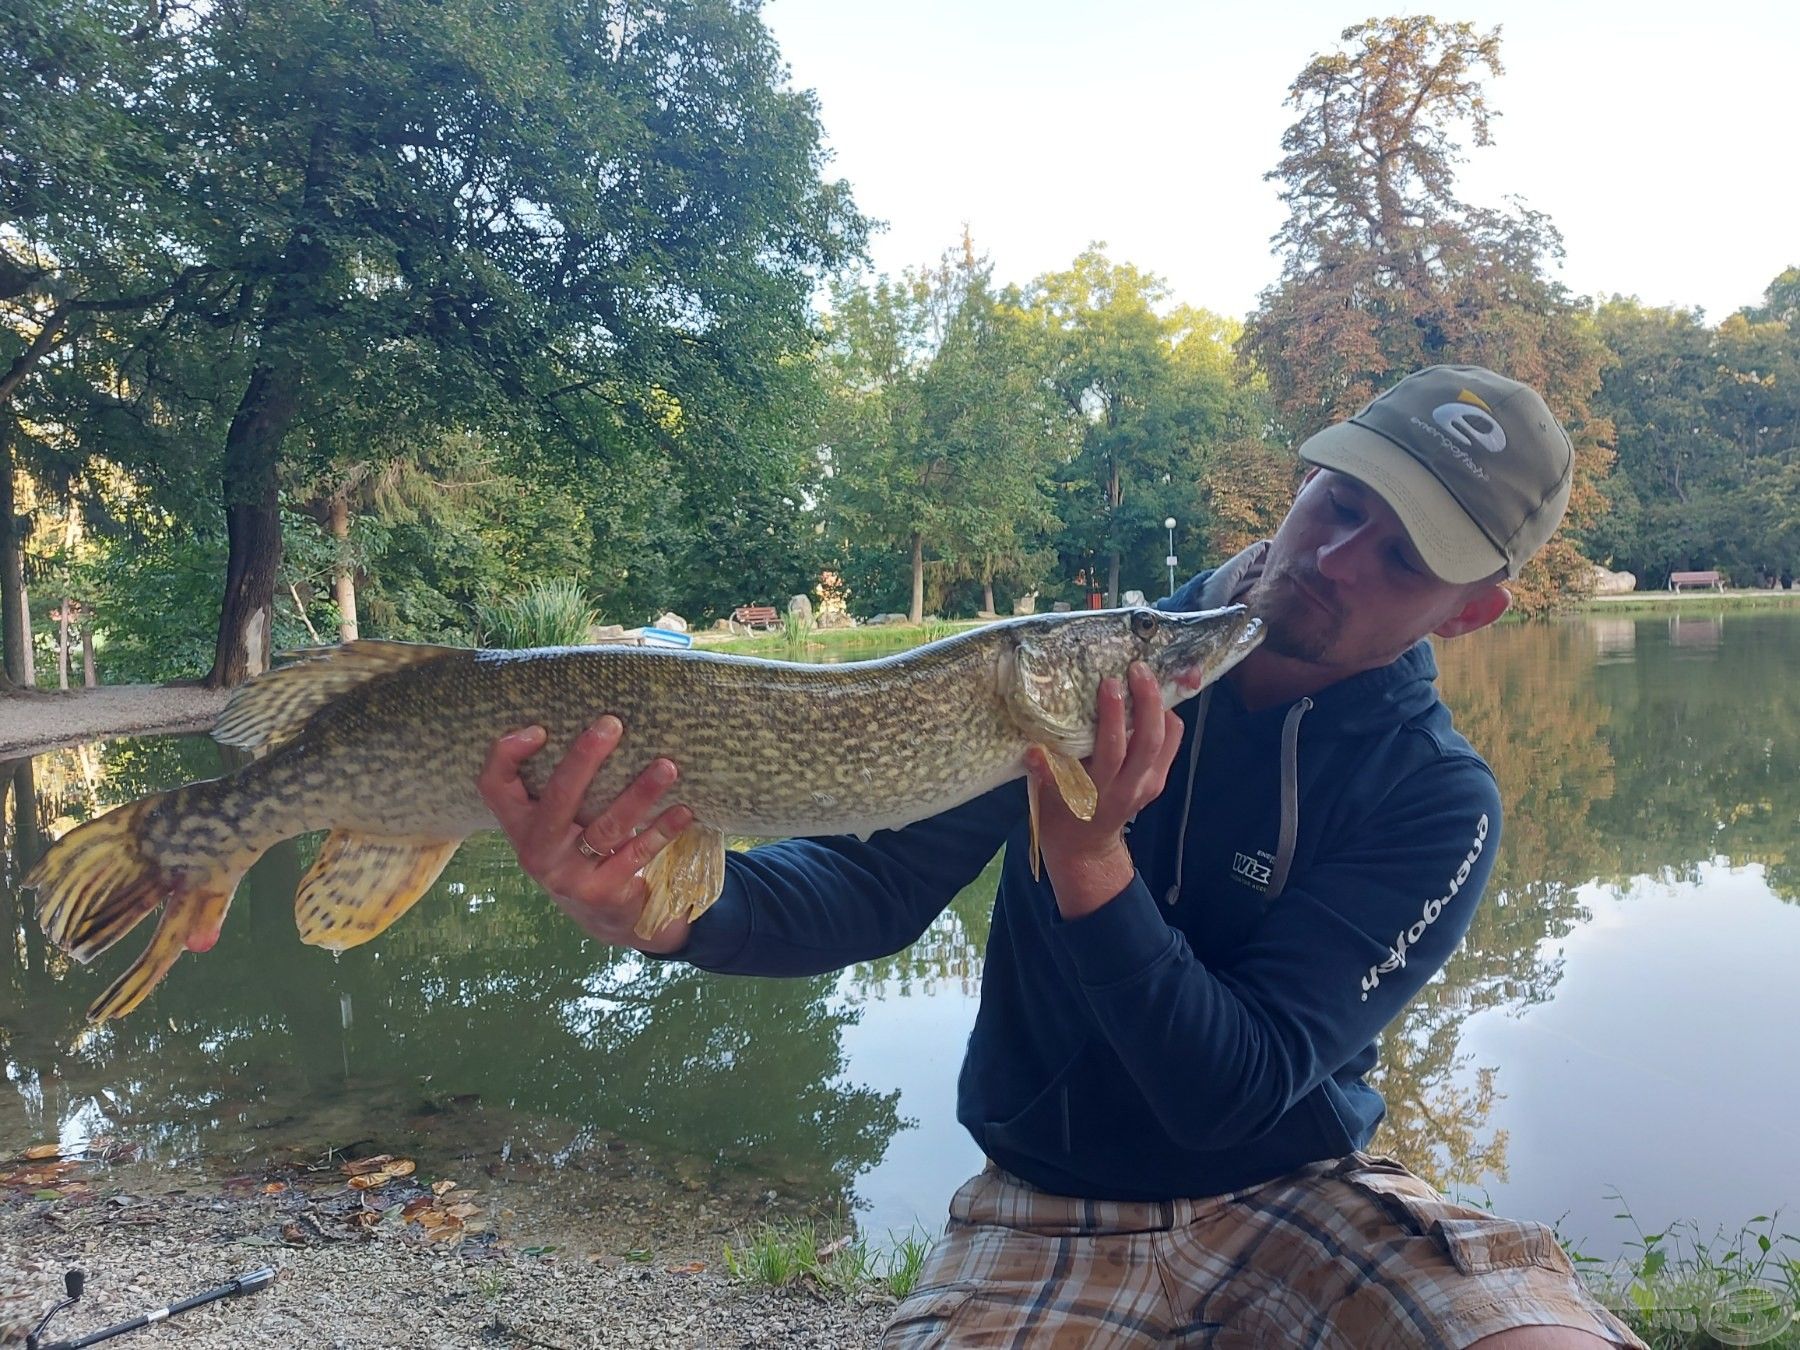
[{"left": 576, "top": 836, "right": 608, "bottom": 861}]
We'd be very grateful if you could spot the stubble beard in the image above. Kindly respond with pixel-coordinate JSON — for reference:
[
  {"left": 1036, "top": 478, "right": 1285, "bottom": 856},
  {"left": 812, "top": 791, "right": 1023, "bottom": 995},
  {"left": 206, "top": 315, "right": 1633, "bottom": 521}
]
[{"left": 1245, "top": 565, "right": 1343, "bottom": 664}]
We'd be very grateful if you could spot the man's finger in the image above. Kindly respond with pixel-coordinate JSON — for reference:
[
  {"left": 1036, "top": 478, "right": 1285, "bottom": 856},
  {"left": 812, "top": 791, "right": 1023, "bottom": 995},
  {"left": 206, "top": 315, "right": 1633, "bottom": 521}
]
[
  {"left": 607, "top": 805, "right": 694, "bottom": 877},
  {"left": 477, "top": 726, "right": 547, "bottom": 832},
  {"left": 574, "top": 757, "right": 678, "bottom": 842},
  {"left": 532, "top": 716, "right": 622, "bottom": 844}
]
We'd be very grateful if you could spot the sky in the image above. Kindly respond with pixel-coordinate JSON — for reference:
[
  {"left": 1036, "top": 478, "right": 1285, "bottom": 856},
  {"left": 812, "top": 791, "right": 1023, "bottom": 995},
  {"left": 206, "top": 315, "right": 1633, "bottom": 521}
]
[{"left": 761, "top": 0, "right": 1798, "bottom": 323}]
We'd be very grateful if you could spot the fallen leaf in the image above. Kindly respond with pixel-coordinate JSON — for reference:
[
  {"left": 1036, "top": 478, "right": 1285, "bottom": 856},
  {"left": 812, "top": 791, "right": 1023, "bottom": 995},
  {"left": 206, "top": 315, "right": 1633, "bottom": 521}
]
[
  {"left": 341, "top": 1154, "right": 394, "bottom": 1176},
  {"left": 417, "top": 1210, "right": 447, "bottom": 1229},
  {"left": 446, "top": 1202, "right": 481, "bottom": 1220},
  {"left": 349, "top": 1210, "right": 382, "bottom": 1229},
  {"left": 25, "top": 1144, "right": 61, "bottom": 1160},
  {"left": 386, "top": 1159, "right": 416, "bottom": 1177},
  {"left": 34, "top": 1189, "right": 61, "bottom": 1201},
  {"left": 665, "top": 1261, "right": 706, "bottom": 1276},
  {"left": 347, "top": 1172, "right": 391, "bottom": 1190},
  {"left": 431, "top": 1180, "right": 457, "bottom": 1197},
  {"left": 261, "top": 1182, "right": 289, "bottom": 1195},
  {"left": 817, "top": 1235, "right": 852, "bottom": 1262},
  {"left": 401, "top": 1197, "right": 436, "bottom": 1221},
  {"left": 279, "top": 1222, "right": 308, "bottom": 1246}
]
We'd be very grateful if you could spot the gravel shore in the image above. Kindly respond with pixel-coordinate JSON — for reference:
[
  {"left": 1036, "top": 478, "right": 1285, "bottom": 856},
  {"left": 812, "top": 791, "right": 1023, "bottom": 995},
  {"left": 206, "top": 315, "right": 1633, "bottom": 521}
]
[{"left": 2, "top": 1149, "right": 896, "bottom": 1349}]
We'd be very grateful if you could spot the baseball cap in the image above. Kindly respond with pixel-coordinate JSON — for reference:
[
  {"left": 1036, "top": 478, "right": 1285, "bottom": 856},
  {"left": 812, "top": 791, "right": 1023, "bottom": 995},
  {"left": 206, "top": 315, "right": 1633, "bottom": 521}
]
[{"left": 1297, "top": 365, "right": 1574, "bottom": 584}]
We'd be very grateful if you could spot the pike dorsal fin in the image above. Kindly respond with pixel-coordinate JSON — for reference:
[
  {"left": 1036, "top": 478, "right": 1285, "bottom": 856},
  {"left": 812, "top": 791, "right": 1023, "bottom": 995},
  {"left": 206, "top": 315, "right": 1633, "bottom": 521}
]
[{"left": 213, "top": 640, "right": 459, "bottom": 751}]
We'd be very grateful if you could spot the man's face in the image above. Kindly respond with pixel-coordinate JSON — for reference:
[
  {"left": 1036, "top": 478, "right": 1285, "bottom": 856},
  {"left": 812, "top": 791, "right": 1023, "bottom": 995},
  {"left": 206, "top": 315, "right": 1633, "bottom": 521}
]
[{"left": 1247, "top": 469, "right": 1498, "bottom": 672}]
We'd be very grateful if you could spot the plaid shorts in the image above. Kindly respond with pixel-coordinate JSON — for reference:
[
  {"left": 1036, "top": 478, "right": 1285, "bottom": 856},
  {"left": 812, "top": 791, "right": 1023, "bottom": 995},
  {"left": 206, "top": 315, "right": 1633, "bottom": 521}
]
[{"left": 883, "top": 1155, "right": 1646, "bottom": 1348}]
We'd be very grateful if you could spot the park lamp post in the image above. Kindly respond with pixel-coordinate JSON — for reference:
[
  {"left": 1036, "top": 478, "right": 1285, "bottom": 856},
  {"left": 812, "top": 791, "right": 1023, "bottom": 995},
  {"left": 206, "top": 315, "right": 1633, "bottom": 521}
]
[{"left": 1164, "top": 517, "right": 1178, "bottom": 598}]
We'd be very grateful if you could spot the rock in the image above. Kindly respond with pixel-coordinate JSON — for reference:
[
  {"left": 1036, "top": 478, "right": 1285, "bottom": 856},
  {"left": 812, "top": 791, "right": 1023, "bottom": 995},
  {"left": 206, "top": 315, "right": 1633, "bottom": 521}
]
[
  {"left": 652, "top": 612, "right": 688, "bottom": 633},
  {"left": 1011, "top": 590, "right": 1038, "bottom": 616},
  {"left": 787, "top": 594, "right": 813, "bottom": 625},
  {"left": 1589, "top": 564, "right": 1636, "bottom": 595},
  {"left": 589, "top": 623, "right": 629, "bottom": 643},
  {"left": 817, "top": 610, "right": 854, "bottom": 629},
  {"left": 864, "top": 613, "right": 909, "bottom": 627},
  {"left": 1051, "top": 601, "right": 1072, "bottom": 613},
  {"left": 1121, "top": 589, "right": 1147, "bottom": 607}
]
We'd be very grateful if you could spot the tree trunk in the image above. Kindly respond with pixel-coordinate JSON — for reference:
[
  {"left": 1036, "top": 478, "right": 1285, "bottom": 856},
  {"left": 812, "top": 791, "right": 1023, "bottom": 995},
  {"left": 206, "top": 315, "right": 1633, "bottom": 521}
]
[
  {"left": 1106, "top": 458, "right": 1123, "bottom": 607},
  {"left": 82, "top": 625, "right": 96, "bottom": 686},
  {"left": 982, "top": 576, "right": 996, "bottom": 617},
  {"left": 909, "top": 531, "right": 925, "bottom": 625},
  {"left": 56, "top": 598, "right": 69, "bottom": 690},
  {"left": 18, "top": 583, "right": 33, "bottom": 687},
  {"left": 329, "top": 492, "right": 359, "bottom": 642},
  {"left": 0, "top": 422, "right": 27, "bottom": 691},
  {"left": 205, "top": 362, "right": 296, "bottom": 689}
]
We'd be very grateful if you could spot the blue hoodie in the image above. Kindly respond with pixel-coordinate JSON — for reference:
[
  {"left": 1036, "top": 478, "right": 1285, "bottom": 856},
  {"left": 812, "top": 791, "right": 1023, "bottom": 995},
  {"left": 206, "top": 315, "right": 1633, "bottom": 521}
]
[{"left": 672, "top": 545, "right": 1503, "bottom": 1201}]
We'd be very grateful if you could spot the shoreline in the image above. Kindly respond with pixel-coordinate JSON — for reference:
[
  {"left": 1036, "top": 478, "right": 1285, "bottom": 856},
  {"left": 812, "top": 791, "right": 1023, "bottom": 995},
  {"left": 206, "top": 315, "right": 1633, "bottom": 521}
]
[{"left": 2, "top": 1145, "right": 894, "bottom": 1348}]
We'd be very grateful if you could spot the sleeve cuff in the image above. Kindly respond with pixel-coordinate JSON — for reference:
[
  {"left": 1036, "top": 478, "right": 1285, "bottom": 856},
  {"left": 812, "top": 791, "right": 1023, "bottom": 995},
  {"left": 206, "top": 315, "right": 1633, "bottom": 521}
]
[
  {"left": 1051, "top": 874, "right": 1179, "bottom": 987},
  {"left": 646, "top": 890, "right": 752, "bottom": 970}
]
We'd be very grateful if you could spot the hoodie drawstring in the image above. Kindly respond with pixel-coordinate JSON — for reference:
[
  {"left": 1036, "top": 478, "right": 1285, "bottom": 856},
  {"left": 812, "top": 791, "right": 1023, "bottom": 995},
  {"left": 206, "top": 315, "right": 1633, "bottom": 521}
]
[{"left": 1264, "top": 697, "right": 1313, "bottom": 901}]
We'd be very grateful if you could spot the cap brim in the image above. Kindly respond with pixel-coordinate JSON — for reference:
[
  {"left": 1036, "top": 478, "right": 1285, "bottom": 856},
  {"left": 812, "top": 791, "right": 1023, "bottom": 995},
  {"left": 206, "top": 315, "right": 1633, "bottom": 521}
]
[{"left": 1299, "top": 422, "right": 1507, "bottom": 585}]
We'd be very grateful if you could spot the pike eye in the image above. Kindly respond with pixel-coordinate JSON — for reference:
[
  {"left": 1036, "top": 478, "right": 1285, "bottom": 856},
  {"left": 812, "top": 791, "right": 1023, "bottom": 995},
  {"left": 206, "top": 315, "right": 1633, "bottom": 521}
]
[{"left": 1130, "top": 610, "right": 1159, "bottom": 640}]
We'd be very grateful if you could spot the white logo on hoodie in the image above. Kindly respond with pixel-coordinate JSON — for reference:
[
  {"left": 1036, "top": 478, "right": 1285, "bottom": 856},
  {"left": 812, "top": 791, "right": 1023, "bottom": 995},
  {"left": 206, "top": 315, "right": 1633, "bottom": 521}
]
[{"left": 1359, "top": 814, "right": 1490, "bottom": 1002}]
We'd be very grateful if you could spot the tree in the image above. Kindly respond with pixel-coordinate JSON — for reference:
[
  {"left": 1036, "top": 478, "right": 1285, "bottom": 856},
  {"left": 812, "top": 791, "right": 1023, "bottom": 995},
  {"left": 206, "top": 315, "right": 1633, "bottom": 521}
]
[
  {"left": 59, "top": 0, "right": 862, "bottom": 686},
  {"left": 1026, "top": 250, "right": 1244, "bottom": 606},
  {"left": 1243, "top": 17, "right": 1611, "bottom": 613},
  {"left": 822, "top": 239, "right": 1064, "bottom": 622}
]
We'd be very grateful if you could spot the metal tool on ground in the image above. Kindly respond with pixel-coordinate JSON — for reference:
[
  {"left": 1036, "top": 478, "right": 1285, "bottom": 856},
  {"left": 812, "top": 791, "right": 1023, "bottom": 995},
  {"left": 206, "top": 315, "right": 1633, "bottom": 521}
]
[{"left": 26, "top": 1266, "right": 275, "bottom": 1349}]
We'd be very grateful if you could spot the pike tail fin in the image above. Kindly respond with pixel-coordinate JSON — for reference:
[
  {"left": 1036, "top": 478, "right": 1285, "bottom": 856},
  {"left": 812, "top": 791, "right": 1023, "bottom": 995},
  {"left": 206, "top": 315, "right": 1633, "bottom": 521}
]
[
  {"left": 26, "top": 790, "right": 259, "bottom": 1022},
  {"left": 293, "top": 829, "right": 463, "bottom": 951}
]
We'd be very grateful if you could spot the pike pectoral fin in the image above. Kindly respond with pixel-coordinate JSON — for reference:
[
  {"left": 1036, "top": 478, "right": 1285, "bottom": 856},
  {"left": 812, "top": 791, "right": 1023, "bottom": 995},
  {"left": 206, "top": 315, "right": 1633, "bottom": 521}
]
[
  {"left": 1039, "top": 747, "right": 1098, "bottom": 821},
  {"left": 294, "top": 830, "right": 462, "bottom": 952},
  {"left": 635, "top": 823, "right": 727, "bottom": 942},
  {"left": 1024, "top": 747, "right": 1097, "bottom": 885},
  {"left": 1027, "top": 771, "right": 1042, "bottom": 882}
]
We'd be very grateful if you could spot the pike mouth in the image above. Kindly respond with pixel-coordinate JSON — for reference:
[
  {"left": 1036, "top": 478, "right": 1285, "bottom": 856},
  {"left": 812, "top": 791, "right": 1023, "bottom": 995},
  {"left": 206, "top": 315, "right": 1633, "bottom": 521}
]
[{"left": 1173, "top": 616, "right": 1265, "bottom": 691}]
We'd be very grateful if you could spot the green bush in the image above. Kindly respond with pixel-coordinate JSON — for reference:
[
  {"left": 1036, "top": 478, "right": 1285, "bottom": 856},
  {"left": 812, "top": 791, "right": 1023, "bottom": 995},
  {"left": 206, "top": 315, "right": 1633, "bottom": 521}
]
[{"left": 474, "top": 579, "right": 597, "bottom": 649}]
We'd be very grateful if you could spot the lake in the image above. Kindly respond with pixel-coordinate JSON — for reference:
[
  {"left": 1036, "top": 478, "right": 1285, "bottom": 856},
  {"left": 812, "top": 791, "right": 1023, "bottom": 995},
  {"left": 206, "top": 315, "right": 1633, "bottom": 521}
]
[{"left": 3, "top": 609, "right": 1797, "bottom": 1263}]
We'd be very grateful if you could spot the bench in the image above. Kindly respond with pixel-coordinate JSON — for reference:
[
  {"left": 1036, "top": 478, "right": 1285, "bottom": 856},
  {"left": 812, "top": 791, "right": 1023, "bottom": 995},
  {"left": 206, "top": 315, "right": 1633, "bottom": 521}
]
[
  {"left": 1669, "top": 570, "right": 1724, "bottom": 593},
  {"left": 731, "top": 604, "right": 781, "bottom": 632}
]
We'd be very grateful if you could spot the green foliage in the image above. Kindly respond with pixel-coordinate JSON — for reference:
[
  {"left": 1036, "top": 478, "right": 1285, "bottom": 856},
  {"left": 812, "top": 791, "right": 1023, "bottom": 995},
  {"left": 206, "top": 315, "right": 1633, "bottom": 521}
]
[
  {"left": 1565, "top": 1197, "right": 1800, "bottom": 1348},
  {"left": 474, "top": 579, "right": 596, "bottom": 650},
  {"left": 1586, "top": 293, "right": 1800, "bottom": 585},
  {"left": 722, "top": 1218, "right": 932, "bottom": 1301}
]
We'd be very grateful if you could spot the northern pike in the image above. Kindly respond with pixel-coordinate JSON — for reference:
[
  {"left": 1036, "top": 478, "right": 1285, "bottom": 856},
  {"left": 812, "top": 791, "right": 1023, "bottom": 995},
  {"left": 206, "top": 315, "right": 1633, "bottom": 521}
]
[{"left": 29, "top": 605, "right": 1263, "bottom": 1021}]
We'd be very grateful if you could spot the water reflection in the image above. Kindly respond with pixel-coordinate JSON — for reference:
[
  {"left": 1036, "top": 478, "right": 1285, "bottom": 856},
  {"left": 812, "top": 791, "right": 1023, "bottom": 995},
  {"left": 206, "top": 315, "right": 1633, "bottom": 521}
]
[{"left": 3, "top": 610, "right": 1798, "bottom": 1252}]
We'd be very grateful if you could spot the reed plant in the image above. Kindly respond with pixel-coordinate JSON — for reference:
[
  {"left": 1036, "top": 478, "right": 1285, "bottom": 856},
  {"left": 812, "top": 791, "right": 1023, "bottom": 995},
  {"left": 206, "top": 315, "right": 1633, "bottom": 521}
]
[{"left": 474, "top": 579, "right": 597, "bottom": 649}]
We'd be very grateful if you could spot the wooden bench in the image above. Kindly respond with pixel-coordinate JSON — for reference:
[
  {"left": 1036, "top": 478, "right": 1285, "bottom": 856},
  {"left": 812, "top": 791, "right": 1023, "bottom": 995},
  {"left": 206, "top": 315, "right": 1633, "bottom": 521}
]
[
  {"left": 731, "top": 604, "right": 781, "bottom": 632},
  {"left": 1669, "top": 570, "right": 1725, "bottom": 593}
]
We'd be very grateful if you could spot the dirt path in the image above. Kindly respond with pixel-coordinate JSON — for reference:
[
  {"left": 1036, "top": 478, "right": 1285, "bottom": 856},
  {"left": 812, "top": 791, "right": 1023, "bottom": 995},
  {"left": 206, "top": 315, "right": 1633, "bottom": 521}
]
[{"left": 0, "top": 685, "right": 231, "bottom": 759}]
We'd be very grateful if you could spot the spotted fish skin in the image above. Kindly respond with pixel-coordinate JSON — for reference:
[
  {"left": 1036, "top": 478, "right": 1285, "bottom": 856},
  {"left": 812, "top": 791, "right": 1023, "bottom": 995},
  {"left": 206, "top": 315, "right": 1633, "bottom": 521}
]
[{"left": 27, "top": 606, "right": 1264, "bottom": 1020}]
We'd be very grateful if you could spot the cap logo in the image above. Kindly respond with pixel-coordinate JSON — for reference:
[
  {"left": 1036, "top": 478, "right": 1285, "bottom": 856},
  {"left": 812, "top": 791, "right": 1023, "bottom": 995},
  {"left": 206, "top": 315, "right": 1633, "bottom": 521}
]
[{"left": 1431, "top": 393, "right": 1506, "bottom": 454}]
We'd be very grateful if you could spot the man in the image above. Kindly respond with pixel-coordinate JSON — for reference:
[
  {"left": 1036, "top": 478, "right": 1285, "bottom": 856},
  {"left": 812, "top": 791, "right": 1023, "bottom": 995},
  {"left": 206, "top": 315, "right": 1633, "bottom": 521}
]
[{"left": 478, "top": 366, "right": 1643, "bottom": 1348}]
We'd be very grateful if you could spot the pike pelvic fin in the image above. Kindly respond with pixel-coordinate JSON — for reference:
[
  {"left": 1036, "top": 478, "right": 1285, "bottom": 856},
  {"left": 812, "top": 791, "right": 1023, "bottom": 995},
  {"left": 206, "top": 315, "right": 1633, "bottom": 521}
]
[
  {"left": 635, "top": 823, "right": 728, "bottom": 941},
  {"left": 293, "top": 830, "right": 463, "bottom": 952},
  {"left": 26, "top": 791, "right": 259, "bottom": 1022},
  {"left": 213, "top": 640, "right": 459, "bottom": 752}
]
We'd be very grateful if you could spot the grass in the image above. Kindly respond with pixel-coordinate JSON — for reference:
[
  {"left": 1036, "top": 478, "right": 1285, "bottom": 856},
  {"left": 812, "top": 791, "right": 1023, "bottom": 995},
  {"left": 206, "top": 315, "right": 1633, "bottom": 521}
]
[
  {"left": 1559, "top": 1199, "right": 1800, "bottom": 1348},
  {"left": 704, "top": 616, "right": 990, "bottom": 660},
  {"left": 1578, "top": 589, "right": 1800, "bottom": 614},
  {"left": 722, "top": 1218, "right": 932, "bottom": 1301}
]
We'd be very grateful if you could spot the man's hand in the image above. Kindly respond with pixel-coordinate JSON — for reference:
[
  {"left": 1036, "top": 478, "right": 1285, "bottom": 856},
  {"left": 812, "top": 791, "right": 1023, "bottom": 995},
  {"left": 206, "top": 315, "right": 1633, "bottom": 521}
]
[
  {"left": 1025, "top": 661, "right": 1184, "bottom": 921},
  {"left": 477, "top": 716, "right": 695, "bottom": 954}
]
